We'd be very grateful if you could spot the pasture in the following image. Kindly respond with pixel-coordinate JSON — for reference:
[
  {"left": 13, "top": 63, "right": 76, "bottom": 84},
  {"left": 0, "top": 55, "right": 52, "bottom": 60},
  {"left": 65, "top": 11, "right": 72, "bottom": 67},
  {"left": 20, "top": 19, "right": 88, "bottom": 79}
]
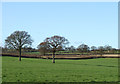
[{"left": 2, "top": 56, "right": 118, "bottom": 82}]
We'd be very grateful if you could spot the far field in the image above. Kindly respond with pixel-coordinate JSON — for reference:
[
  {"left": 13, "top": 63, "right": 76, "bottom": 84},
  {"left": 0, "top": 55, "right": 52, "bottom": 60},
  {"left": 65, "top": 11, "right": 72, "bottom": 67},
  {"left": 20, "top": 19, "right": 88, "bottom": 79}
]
[{"left": 2, "top": 56, "right": 119, "bottom": 82}]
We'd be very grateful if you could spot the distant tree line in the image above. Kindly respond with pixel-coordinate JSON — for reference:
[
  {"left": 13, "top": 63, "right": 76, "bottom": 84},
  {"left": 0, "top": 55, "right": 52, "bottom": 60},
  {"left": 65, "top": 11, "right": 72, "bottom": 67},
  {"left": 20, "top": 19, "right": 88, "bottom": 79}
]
[
  {"left": 37, "top": 43, "right": 120, "bottom": 55},
  {"left": 1, "top": 30, "right": 120, "bottom": 63}
]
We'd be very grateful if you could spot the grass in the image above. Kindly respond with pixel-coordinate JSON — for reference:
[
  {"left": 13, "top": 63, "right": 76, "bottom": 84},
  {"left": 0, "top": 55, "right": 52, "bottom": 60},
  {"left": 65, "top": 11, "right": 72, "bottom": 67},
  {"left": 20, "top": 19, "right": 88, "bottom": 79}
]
[
  {"left": 23, "top": 52, "right": 40, "bottom": 55},
  {"left": 2, "top": 56, "right": 118, "bottom": 82}
]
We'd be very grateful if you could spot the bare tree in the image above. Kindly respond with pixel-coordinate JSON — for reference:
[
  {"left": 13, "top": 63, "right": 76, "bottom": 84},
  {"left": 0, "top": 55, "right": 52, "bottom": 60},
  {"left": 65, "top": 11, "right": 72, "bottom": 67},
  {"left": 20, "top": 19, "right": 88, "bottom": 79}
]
[
  {"left": 91, "top": 46, "right": 97, "bottom": 54},
  {"left": 104, "top": 45, "right": 112, "bottom": 53},
  {"left": 5, "top": 31, "right": 33, "bottom": 61},
  {"left": 37, "top": 42, "right": 51, "bottom": 56},
  {"left": 44, "top": 35, "right": 69, "bottom": 63},
  {"left": 98, "top": 46, "right": 104, "bottom": 56},
  {"left": 68, "top": 46, "right": 76, "bottom": 53},
  {"left": 111, "top": 48, "right": 117, "bottom": 54},
  {"left": 91, "top": 46, "right": 97, "bottom": 51},
  {"left": 77, "top": 44, "right": 89, "bottom": 55}
]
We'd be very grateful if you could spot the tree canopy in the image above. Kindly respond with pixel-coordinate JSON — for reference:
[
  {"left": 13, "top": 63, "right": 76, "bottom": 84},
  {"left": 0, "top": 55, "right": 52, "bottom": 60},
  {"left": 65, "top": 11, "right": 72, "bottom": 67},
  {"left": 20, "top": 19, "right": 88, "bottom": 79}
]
[{"left": 5, "top": 31, "right": 33, "bottom": 61}]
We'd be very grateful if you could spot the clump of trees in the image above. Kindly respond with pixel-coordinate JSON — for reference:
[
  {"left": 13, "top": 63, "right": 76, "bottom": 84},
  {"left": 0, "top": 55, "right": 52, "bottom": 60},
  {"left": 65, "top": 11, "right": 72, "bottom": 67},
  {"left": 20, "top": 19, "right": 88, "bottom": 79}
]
[
  {"left": 65, "top": 46, "right": 76, "bottom": 53},
  {"left": 37, "top": 42, "right": 51, "bottom": 56},
  {"left": 77, "top": 44, "right": 90, "bottom": 55},
  {"left": 98, "top": 46, "right": 104, "bottom": 56},
  {"left": 90, "top": 46, "right": 97, "bottom": 54},
  {"left": 37, "top": 35, "right": 69, "bottom": 63},
  {"left": 22, "top": 47, "right": 36, "bottom": 52},
  {"left": 5, "top": 31, "right": 33, "bottom": 61}
]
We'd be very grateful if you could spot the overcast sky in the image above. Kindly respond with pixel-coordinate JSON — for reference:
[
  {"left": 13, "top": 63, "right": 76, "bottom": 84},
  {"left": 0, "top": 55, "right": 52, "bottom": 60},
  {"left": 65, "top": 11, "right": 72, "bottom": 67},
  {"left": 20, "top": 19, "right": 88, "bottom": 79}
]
[{"left": 2, "top": 2, "right": 118, "bottom": 48}]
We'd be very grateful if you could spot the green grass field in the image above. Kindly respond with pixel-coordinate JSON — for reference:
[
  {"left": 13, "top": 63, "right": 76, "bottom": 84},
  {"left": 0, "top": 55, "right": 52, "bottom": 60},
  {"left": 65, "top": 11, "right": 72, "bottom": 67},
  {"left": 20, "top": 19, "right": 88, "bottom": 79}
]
[{"left": 2, "top": 56, "right": 118, "bottom": 82}]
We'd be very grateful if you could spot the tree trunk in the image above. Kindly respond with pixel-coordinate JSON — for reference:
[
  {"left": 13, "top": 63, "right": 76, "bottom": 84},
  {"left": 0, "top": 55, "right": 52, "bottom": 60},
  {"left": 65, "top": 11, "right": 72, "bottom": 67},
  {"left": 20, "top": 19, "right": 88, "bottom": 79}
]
[
  {"left": 100, "top": 50, "right": 103, "bottom": 57},
  {"left": 19, "top": 46, "right": 21, "bottom": 61},
  {"left": 52, "top": 50, "right": 55, "bottom": 63},
  {"left": 43, "top": 50, "right": 46, "bottom": 56}
]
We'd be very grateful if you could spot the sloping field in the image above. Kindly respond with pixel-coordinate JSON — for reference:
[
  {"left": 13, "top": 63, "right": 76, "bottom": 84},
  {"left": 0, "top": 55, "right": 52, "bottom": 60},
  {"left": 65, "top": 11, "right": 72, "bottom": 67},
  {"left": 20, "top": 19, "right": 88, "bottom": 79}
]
[
  {"left": 2, "top": 53, "right": 120, "bottom": 59},
  {"left": 41, "top": 54, "right": 120, "bottom": 59},
  {"left": 2, "top": 56, "right": 118, "bottom": 82}
]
